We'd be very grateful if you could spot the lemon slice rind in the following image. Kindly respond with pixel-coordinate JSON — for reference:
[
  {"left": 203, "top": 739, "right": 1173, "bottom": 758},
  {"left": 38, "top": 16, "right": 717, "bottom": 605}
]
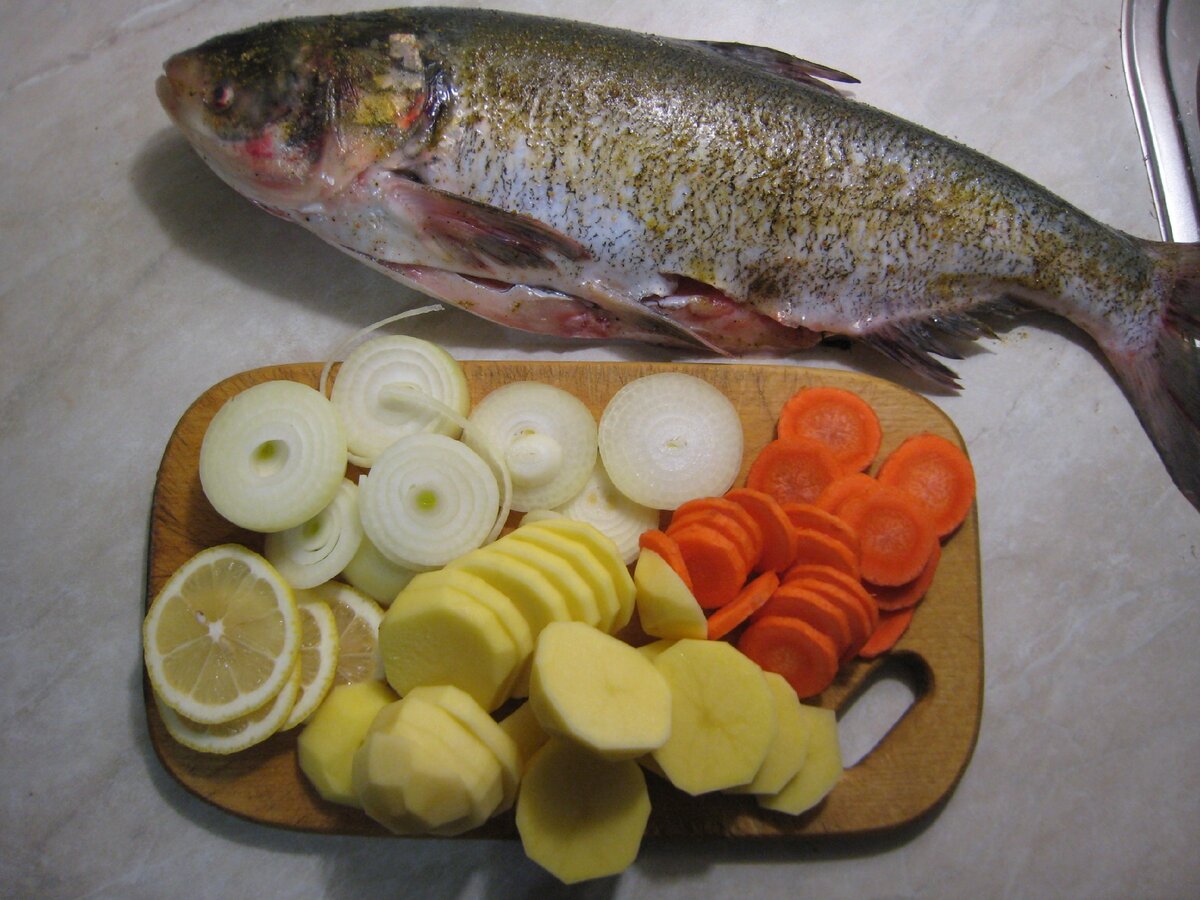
[
  {"left": 143, "top": 544, "right": 301, "bottom": 724},
  {"left": 282, "top": 600, "right": 341, "bottom": 730}
]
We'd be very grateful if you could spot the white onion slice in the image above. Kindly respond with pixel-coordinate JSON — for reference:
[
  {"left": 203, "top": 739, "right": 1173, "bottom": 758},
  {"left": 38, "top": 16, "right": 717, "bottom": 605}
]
[
  {"left": 555, "top": 462, "right": 660, "bottom": 564},
  {"left": 598, "top": 372, "right": 743, "bottom": 511},
  {"left": 340, "top": 532, "right": 418, "bottom": 608},
  {"left": 359, "top": 433, "right": 501, "bottom": 570},
  {"left": 466, "top": 381, "right": 597, "bottom": 512},
  {"left": 264, "top": 479, "right": 363, "bottom": 589},
  {"left": 318, "top": 303, "right": 443, "bottom": 398},
  {"left": 199, "top": 380, "right": 347, "bottom": 532},
  {"left": 330, "top": 334, "right": 469, "bottom": 467}
]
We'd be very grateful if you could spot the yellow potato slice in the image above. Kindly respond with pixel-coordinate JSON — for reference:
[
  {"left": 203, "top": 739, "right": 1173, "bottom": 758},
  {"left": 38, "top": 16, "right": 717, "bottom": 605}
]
[
  {"left": 520, "top": 518, "right": 636, "bottom": 631},
  {"left": 406, "top": 568, "right": 534, "bottom": 661},
  {"left": 353, "top": 697, "right": 504, "bottom": 835},
  {"left": 651, "top": 639, "right": 777, "bottom": 794},
  {"left": 297, "top": 680, "right": 398, "bottom": 807},
  {"left": 498, "top": 701, "right": 550, "bottom": 772},
  {"left": 507, "top": 526, "right": 620, "bottom": 632},
  {"left": 487, "top": 535, "right": 601, "bottom": 626},
  {"left": 633, "top": 549, "right": 707, "bottom": 640},
  {"left": 726, "top": 671, "right": 811, "bottom": 796},
  {"left": 379, "top": 585, "right": 519, "bottom": 711},
  {"left": 516, "top": 738, "right": 651, "bottom": 884},
  {"left": 635, "top": 638, "right": 678, "bottom": 663},
  {"left": 409, "top": 684, "right": 523, "bottom": 813},
  {"left": 758, "top": 704, "right": 842, "bottom": 815},
  {"left": 529, "top": 621, "right": 671, "bottom": 760},
  {"left": 447, "top": 545, "right": 571, "bottom": 634}
]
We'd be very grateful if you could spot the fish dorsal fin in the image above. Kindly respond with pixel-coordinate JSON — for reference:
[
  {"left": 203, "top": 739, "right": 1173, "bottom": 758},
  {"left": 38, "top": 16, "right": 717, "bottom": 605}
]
[{"left": 683, "top": 40, "right": 858, "bottom": 95}]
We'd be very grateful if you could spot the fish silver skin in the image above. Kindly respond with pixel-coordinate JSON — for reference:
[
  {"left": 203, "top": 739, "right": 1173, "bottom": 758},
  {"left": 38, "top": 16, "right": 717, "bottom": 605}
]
[{"left": 156, "top": 8, "right": 1200, "bottom": 510}]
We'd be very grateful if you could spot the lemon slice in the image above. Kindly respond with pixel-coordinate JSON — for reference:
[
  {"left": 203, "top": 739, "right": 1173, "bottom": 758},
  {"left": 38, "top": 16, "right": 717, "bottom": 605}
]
[
  {"left": 282, "top": 600, "right": 341, "bottom": 730},
  {"left": 154, "top": 664, "right": 301, "bottom": 754},
  {"left": 143, "top": 544, "right": 301, "bottom": 724},
  {"left": 299, "top": 581, "right": 385, "bottom": 683}
]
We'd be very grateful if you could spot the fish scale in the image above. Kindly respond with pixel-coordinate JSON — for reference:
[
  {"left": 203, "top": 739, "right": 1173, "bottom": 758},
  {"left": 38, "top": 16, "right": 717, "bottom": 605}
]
[{"left": 156, "top": 7, "right": 1199, "bottom": 510}]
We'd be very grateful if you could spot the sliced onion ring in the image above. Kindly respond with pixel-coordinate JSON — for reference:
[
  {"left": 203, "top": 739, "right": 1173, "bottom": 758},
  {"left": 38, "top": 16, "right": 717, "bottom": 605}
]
[
  {"left": 359, "top": 432, "right": 501, "bottom": 570},
  {"left": 264, "top": 479, "right": 363, "bottom": 589},
  {"left": 598, "top": 372, "right": 743, "bottom": 511},
  {"left": 555, "top": 462, "right": 660, "bottom": 564},
  {"left": 199, "top": 380, "right": 347, "bottom": 533}
]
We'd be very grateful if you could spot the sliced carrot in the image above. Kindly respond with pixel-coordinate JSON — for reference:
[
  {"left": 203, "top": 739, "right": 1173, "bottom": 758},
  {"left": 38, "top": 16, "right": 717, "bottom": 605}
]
[
  {"left": 837, "top": 486, "right": 936, "bottom": 587},
  {"left": 638, "top": 530, "right": 693, "bottom": 592},
  {"left": 668, "top": 508, "right": 761, "bottom": 573},
  {"left": 706, "top": 571, "right": 779, "bottom": 640},
  {"left": 877, "top": 433, "right": 976, "bottom": 537},
  {"left": 745, "top": 437, "right": 843, "bottom": 506},
  {"left": 780, "top": 502, "right": 860, "bottom": 561},
  {"left": 775, "top": 578, "right": 873, "bottom": 660},
  {"left": 737, "top": 615, "right": 840, "bottom": 698},
  {"left": 858, "top": 607, "right": 917, "bottom": 658},
  {"left": 814, "top": 472, "right": 879, "bottom": 515},
  {"left": 784, "top": 565, "right": 879, "bottom": 632},
  {"left": 670, "top": 523, "right": 749, "bottom": 609},
  {"left": 753, "top": 584, "right": 852, "bottom": 658},
  {"left": 777, "top": 386, "right": 883, "bottom": 472},
  {"left": 724, "top": 488, "right": 799, "bottom": 572},
  {"left": 791, "top": 528, "right": 860, "bottom": 580},
  {"left": 867, "top": 541, "right": 941, "bottom": 612}
]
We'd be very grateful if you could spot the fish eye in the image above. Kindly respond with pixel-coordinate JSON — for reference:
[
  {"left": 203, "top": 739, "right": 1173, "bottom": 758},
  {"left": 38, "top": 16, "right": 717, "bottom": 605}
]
[{"left": 208, "top": 83, "right": 234, "bottom": 111}]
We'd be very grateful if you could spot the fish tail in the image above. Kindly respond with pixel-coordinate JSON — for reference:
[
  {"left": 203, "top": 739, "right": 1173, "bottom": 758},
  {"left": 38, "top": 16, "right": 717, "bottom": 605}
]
[{"left": 1108, "top": 241, "right": 1200, "bottom": 510}]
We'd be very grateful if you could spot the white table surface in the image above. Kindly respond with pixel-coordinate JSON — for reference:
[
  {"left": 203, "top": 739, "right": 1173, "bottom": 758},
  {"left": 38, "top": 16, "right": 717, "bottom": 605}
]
[{"left": 3, "top": 1, "right": 1198, "bottom": 896}]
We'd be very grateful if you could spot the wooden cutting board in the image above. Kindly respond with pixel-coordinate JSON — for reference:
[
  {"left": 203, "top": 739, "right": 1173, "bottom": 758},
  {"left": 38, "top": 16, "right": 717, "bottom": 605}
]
[{"left": 145, "top": 360, "right": 982, "bottom": 840}]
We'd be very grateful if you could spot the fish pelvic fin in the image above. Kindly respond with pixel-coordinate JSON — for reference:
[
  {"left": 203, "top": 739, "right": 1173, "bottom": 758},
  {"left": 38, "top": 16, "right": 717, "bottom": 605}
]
[
  {"left": 859, "top": 298, "right": 1029, "bottom": 389},
  {"left": 1109, "top": 242, "right": 1200, "bottom": 511}
]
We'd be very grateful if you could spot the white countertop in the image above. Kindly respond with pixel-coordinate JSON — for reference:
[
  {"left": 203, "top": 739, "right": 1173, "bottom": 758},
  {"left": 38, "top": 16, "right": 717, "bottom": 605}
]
[{"left": 3, "top": 1, "right": 1198, "bottom": 896}]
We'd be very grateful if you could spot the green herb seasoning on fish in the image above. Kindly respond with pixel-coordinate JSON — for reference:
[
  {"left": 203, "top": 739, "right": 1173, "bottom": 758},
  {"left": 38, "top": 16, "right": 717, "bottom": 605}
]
[{"left": 156, "top": 8, "right": 1200, "bottom": 510}]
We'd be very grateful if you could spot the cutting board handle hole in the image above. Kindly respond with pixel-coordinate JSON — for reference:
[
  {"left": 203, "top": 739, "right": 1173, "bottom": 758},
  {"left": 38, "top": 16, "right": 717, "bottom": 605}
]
[{"left": 837, "top": 653, "right": 929, "bottom": 768}]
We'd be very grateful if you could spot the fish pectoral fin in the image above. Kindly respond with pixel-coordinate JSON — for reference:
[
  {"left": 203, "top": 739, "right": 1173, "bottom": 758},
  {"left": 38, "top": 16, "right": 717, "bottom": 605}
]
[
  {"left": 381, "top": 174, "right": 590, "bottom": 273},
  {"left": 683, "top": 40, "right": 858, "bottom": 95}
]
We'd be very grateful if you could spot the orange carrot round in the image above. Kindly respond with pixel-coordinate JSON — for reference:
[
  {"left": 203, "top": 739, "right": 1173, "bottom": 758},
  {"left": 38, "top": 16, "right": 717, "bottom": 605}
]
[
  {"left": 724, "top": 488, "right": 799, "bottom": 572},
  {"left": 706, "top": 571, "right": 779, "bottom": 640},
  {"left": 791, "top": 528, "right": 860, "bottom": 580},
  {"left": 814, "top": 472, "right": 879, "bottom": 515},
  {"left": 877, "top": 433, "right": 976, "bottom": 537},
  {"left": 780, "top": 501, "right": 860, "bottom": 560},
  {"left": 746, "top": 437, "right": 843, "bottom": 506},
  {"left": 784, "top": 565, "right": 879, "bottom": 632},
  {"left": 866, "top": 540, "right": 941, "bottom": 611},
  {"left": 638, "top": 529, "right": 693, "bottom": 592},
  {"left": 777, "top": 386, "right": 882, "bottom": 472},
  {"left": 670, "top": 523, "right": 748, "bottom": 609},
  {"left": 858, "top": 607, "right": 917, "bottom": 658},
  {"left": 837, "top": 486, "right": 936, "bottom": 587},
  {"left": 668, "top": 509, "right": 761, "bottom": 574},
  {"left": 737, "top": 615, "right": 840, "bottom": 698},
  {"left": 774, "top": 578, "right": 873, "bottom": 660},
  {"left": 753, "top": 585, "right": 852, "bottom": 658}
]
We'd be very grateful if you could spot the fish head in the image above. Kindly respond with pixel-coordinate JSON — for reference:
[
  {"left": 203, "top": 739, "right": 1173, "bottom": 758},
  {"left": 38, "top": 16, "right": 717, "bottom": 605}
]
[{"left": 156, "top": 17, "right": 441, "bottom": 208}]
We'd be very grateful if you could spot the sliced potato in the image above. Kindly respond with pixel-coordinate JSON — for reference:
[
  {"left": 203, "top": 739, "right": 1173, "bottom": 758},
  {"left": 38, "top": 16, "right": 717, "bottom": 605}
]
[
  {"left": 508, "top": 526, "right": 620, "bottom": 632},
  {"left": 406, "top": 567, "right": 534, "bottom": 661},
  {"left": 516, "top": 738, "right": 651, "bottom": 884},
  {"left": 447, "top": 545, "right": 571, "bottom": 634},
  {"left": 759, "top": 704, "right": 842, "bottom": 815},
  {"left": 633, "top": 549, "right": 707, "bottom": 640},
  {"left": 409, "top": 684, "right": 523, "bottom": 813},
  {"left": 354, "top": 697, "right": 504, "bottom": 835},
  {"left": 529, "top": 621, "right": 672, "bottom": 760},
  {"left": 726, "top": 671, "right": 811, "bottom": 795},
  {"left": 498, "top": 701, "right": 550, "bottom": 772},
  {"left": 297, "top": 680, "right": 398, "bottom": 807},
  {"left": 379, "top": 586, "right": 519, "bottom": 711},
  {"left": 521, "top": 518, "right": 636, "bottom": 631},
  {"left": 651, "top": 639, "right": 777, "bottom": 794},
  {"left": 487, "top": 535, "right": 601, "bottom": 626}
]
